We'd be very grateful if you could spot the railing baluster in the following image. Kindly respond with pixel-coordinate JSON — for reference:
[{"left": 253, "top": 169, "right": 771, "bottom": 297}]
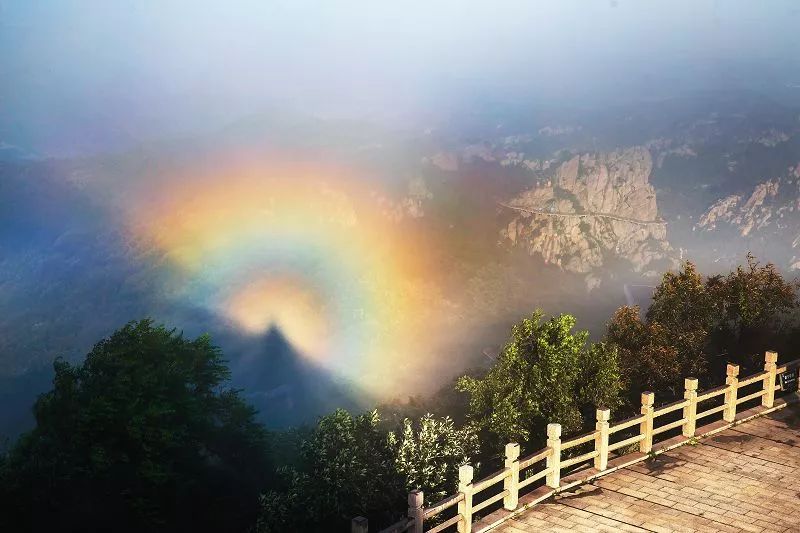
[
  {"left": 503, "top": 443, "right": 520, "bottom": 510},
  {"left": 682, "top": 377, "right": 698, "bottom": 437},
  {"left": 545, "top": 423, "right": 562, "bottom": 488},
  {"left": 408, "top": 490, "right": 423, "bottom": 533},
  {"left": 639, "top": 392, "right": 654, "bottom": 454},
  {"left": 762, "top": 351, "right": 778, "bottom": 408},
  {"left": 594, "top": 408, "right": 610, "bottom": 471},
  {"left": 457, "top": 465, "right": 473, "bottom": 533},
  {"left": 356, "top": 349, "right": 793, "bottom": 532},
  {"left": 724, "top": 363, "right": 740, "bottom": 422}
]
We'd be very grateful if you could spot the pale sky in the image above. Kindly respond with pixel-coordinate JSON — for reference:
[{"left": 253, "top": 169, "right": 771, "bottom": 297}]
[{"left": 2, "top": 0, "right": 799, "bottom": 155}]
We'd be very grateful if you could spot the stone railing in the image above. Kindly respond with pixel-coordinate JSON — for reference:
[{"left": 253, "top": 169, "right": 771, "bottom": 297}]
[{"left": 351, "top": 351, "right": 799, "bottom": 533}]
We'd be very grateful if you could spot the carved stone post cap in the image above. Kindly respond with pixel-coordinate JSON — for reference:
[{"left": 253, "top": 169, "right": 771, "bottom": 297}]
[
  {"left": 408, "top": 490, "right": 424, "bottom": 507},
  {"left": 505, "top": 442, "right": 520, "bottom": 459},
  {"left": 596, "top": 408, "right": 611, "bottom": 421},
  {"left": 458, "top": 465, "right": 474, "bottom": 484},
  {"left": 547, "top": 423, "right": 562, "bottom": 438},
  {"left": 352, "top": 516, "right": 368, "bottom": 526},
  {"left": 726, "top": 363, "right": 740, "bottom": 376},
  {"left": 684, "top": 377, "right": 698, "bottom": 390},
  {"left": 641, "top": 391, "right": 655, "bottom": 405},
  {"left": 765, "top": 351, "right": 778, "bottom": 363}
]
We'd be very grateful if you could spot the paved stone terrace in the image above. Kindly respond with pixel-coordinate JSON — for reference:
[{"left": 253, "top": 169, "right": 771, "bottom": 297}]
[{"left": 491, "top": 402, "right": 800, "bottom": 533}]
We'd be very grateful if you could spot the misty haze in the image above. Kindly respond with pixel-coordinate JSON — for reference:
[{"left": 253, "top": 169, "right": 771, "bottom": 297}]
[{"left": 2, "top": 2, "right": 800, "bottom": 532}]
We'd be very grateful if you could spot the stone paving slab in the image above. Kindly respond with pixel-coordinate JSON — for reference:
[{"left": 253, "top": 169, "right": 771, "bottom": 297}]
[{"left": 490, "top": 402, "right": 800, "bottom": 533}]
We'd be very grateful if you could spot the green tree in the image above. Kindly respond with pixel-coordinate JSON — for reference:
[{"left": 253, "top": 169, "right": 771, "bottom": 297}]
[
  {"left": 606, "top": 255, "right": 799, "bottom": 400},
  {"left": 457, "top": 311, "right": 622, "bottom": 448},
  {"left": 646, "top": 261, "right": 717, "bottom": 331},
  {"left": 257, "top": 409, "right": 482, "bottom": 532},
  {"left": 645, "top": 261, "right": 712, "bottom": 380},
  {"left": 712, "top": 253, "right": 798, "bottom": 330},
  {"left": 0, "top": 319, "right": 271, "bottom": 533},
  {"left": 606, "top": 306, "right": 681, "bottom": 398},
  {"left": 607, "top": 262, "right": 718, "bottom": 399},
  {"left": 709, "top": 253, "right": 799, "bottom": 366},
  {"left": 579, "top": 341, "right": 623, "bottom": 412},
  {"left": 256, "top": 409, "right": 404, "bottom": 533},
  {"left": 388, "top": 414, "right": 479, "bottom": 503}
]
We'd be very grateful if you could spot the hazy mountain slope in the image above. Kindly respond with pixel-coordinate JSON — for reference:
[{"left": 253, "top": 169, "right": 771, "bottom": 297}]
[{"left": 695, "top": 163, "right": 800, "bottom": 269}]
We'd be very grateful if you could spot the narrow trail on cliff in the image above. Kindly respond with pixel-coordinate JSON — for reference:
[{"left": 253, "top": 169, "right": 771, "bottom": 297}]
[{"left": 497, "top": 202, "right": 667, "bottom": 226}]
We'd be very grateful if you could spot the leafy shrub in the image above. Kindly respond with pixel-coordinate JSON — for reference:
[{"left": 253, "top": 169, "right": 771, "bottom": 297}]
[{"left": 457, "top": 311, "right": 622, "bottom": 448}]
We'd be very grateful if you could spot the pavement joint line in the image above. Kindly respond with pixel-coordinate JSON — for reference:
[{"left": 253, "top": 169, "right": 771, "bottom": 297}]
[
  {"left": 556, "top": 482, "right": 658, "bottom": 533},
  {"left": 703, "top": 438, "right": 798, "bottom": 470},
  {"left": 566, "top": 478, "right": 763, "bottom": 533},
  {"left": 640, "top": 448, "right": 789, "bottom": 489},
  {"left": 727, "top": 425, "right": 799, "bottom": 448}
]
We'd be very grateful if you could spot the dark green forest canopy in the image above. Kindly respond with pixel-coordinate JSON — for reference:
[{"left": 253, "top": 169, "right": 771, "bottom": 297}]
[{"left": 0, "top": 320, "right": 272, "bottom": 533}]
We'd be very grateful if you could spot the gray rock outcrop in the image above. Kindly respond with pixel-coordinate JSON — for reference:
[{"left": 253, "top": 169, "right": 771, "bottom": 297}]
[{"left": 501, "top": 147, "right": 673, "bottom": 274}]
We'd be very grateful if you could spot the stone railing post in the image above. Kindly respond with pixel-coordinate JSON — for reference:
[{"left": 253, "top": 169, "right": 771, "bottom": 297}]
[
  {"left": 762, "top": 351, "right": 778, "bottom": 408},
  {"left": 545, "top": 423, "right": 562, "bottom": 489},
  {"left": 503, "top": 443, "right": 520, "bottom": 510},
  {"left": 456, "top": 465, "right": 473, "bottom": 533},
  {"left": 682, "top": 377, "right": 698, "bottom": 437},
  {"left": 351, "top": 516, "right": 369, "bottom": 533},
  {"left": 639, "top": 392, "right": 655, "bottom": 453},
  {"left": 408, "top": 490, "right": 423, "bottom": 533},
  {"left": 594, "top": 408, "right": 610, "bottom": 471},
  {"left": 724, "top": 363, "right": 740, "bottom": 422}
]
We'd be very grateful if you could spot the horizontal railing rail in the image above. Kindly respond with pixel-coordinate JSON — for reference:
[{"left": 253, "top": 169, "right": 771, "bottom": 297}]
[
  {"left": 652, "top": 418, "right": 685, "bottom": 436},
  {"left": 559, "top": 449, "right": 598, "bottom": 469},
  {"left": 423, "top": 494, "right": 463, "bottom": 520},
  {"left": 355, "top": 351, "right": 798, "bottom": 533},
  {"left": 425, "top": 514, "right": 461, "bottom": 533},
  {"left": 738, "top": 372, "right": 768, "bottom": 387},
  {"left": 517, "top": 447, "right": 550, "bottom": 470},
  {"left": 608, "top": 414, "right": 643, "bottom": 434},
  {"left": 471, "top": 490, "right": 507, "bottom": 515},
  {"left": 776, "top": 358, "right": 800, "bottom": 374},
  {"left": 607, "top": 432, "right": 644, "bottom": 452},
  {"left": 696, "top": 403, "right": 726, "bottom": 420},
  {"left": 471, "top": 469, "right": 509, "bottom": 494},
  {"left": 653, "top": 398, "right": 688, "bottom": 416},
  {"left": 696, "top": 384, "right": 727, "bottom": 402},
  {"left": 375, "top": 517, "right": 413, "bottom": 533},
  {"left": 517, "top": 466, "right": 549, "bottom": 490},
  {"left": 560, "top": 430, "right": 596, "bottom": 450}
]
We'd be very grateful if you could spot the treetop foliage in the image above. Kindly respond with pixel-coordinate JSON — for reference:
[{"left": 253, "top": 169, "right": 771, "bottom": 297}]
[
  {"left": 256, "top": 408, "right": 478, "bottom": 532},
  {"left": 457, "top": 311, "right": 621, "bottom": 447},
  {"left": 0, "top": 319, "right": 271, "bottom": 533},
  {"left": 388, "top": 413, "right": 479, "bottom": 503},
  {"left": 711, "top": 253, "right": 799, "bottom": 331},
  {"left": 607, "top": 255, "right": 799, "bottom": 400}
]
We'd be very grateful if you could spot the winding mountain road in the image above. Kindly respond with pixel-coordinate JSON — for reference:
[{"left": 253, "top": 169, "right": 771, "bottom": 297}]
[{"left": 498, "top": 202, "right": 666, "bottom": 226}]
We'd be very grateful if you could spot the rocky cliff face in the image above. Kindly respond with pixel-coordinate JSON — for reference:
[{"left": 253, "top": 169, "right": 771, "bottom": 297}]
[
  {"left": 501, "top": 147, "right": 674, "bottom": 276},
  {"left": 696, "top": 162, "right": 800, "bottom": 268},
  {"left": 697, "top": 180, "right": 781, "bottom": 237}
]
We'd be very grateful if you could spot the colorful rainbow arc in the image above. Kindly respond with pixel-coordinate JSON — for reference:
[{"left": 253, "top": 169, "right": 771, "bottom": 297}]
[{"left": 123, "top": 159, "right": 441, "bottom": 397}]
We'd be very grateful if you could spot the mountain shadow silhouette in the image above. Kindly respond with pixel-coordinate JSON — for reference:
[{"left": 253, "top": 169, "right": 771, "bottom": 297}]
[{"left": 228, "top": 325, "right": 365, "bottom": 428}]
